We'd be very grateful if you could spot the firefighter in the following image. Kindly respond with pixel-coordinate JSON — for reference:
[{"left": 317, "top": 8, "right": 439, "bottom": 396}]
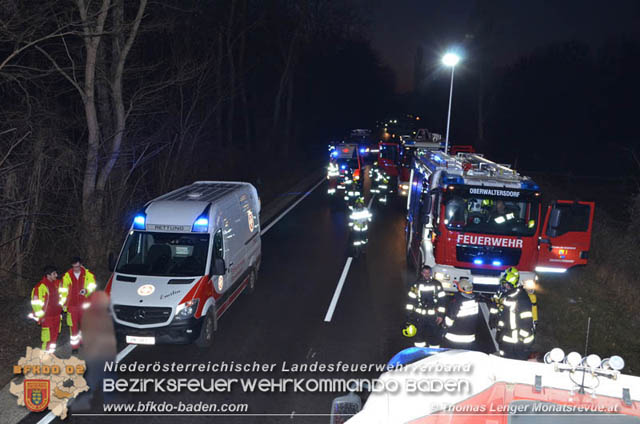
[
  {"left": 443, "top": 278, "right": 481, "bottom": 350},
  {"left": 348, "top": 198, "right": 372, "bottom": 251},
  {"left": 489, "top": 200, "right": 518, "bottom": 225},
  {"left": 493, "top": 267, "right": 535, "bottom": 360},
  {"left": 61, "top": 257, "right": 97, "bottom": 353},
  {"left": 402, "top": 265, "right": 447, "bottom": 348},
  {"left": 30, "top": 266, "right": 63, "bottom": 354}
]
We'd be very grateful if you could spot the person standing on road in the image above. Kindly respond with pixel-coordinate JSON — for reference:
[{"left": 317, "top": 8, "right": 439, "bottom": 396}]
[
  {"left": 492, "top": 268, "right": 535, "bottom": 360},
  {"left": 442, "top": 278, "right": 481, "bottom": 350},
  {"left": 348, "top": 197, "right": 372, "bottom": 249},
  {"left": 403, "top": 265, "right": 448, "bottom": 348},
  {"left": 60, "top": 257, "right": 97, "bottom": 353},
  {"left": 30, "top": 266, "right": 63, "bottom": 354}
]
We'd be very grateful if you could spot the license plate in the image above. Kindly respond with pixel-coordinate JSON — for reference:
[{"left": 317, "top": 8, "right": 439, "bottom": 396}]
[{"left": 126, "top": 335, "right": 155, "bottom": 345}]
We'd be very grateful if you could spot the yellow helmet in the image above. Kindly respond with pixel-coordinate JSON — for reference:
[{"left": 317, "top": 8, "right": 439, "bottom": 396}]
[
  {"left": 402, "top": 322, "right": 417, "bottom": 338},
  {"left": 500, "top": 267, "right": 520, "bottom": 287}
]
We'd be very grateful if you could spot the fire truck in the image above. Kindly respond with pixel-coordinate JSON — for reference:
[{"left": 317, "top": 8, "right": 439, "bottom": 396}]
[
  {"left": 406, "top": 149, "right": 594, "bottom": 292},
  {"left": 398, "top": 131, "right": 444, "bottom": 197},
  {"left": 377, "top": 141, "right": 400, "bottom": 178}
]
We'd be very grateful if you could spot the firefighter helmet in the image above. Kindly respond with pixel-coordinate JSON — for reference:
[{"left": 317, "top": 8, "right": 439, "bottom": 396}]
[
  {"left": 457, "top": 278, "right": 473, "bottom": 294},
  {"left": 402, "top": 322, "right": 417, "bottom": 338},
  {"left": 500, "top": 267, "right": 520, "bottom": 287}
]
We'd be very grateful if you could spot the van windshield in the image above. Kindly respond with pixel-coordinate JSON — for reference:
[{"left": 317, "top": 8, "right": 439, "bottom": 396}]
[{"left": 116, "top": 231, "right": 210, "bottom": 277}]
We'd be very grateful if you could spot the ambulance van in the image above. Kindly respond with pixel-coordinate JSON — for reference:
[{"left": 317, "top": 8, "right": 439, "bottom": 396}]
[{"left": 106, "top": 181, "right": 261, "bottom": 348}]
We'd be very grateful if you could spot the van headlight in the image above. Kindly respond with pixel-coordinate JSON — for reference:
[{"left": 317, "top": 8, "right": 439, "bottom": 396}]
[{"left": 174, "top": 299, "right": 199, "bottom": 320}]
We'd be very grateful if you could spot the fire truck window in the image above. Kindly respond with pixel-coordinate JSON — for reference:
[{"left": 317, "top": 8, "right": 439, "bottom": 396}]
[
  {"left": 444, "top": 194, "right": 539, "bottom": 237},
  {"left": 547, "top": 203, "right": 590, "bottom": 236}
]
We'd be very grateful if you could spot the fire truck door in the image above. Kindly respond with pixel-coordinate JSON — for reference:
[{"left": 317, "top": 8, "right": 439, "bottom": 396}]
[{"left": 537, "top": 200, "right": 594, "bottom": 273}]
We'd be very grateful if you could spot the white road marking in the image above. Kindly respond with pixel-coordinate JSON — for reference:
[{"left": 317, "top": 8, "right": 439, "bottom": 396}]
[
  {"left": 367, "top": 194, "right": 375, "bottom": 209},
  {"left": 324, "top": 257, "right": 353, "bottom": 322},
  {"left": 116, "top": 343, "right": 137, "bottom": 363},
  {"left": 479, "top": 302, "right": 500, "bottom": 352},
  {"left": 261, "top": 178, "right": 324, "bottom": 235}
]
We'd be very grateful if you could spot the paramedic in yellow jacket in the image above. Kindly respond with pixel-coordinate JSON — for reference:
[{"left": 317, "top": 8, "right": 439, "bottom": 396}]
[
  {"left": 60, "top": 257, "right": 97, "bottom": 352},
  {"left": 30, "top": 266, "right": 63, "bottom": 353}
]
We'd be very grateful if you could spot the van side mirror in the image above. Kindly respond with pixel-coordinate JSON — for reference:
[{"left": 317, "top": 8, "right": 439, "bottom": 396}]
[
  {"left": 211, "top": 257, "right": 226, "bottom": 276},
  {"left": 108, "top": 252, "right": 116, "bottom": 272},
  {"left": 330, "top": 392, "right": 362, "bottom": 424}
]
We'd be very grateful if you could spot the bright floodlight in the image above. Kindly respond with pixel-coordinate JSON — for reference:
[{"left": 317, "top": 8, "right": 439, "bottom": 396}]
[{"left": 442, "top": 52, "right": 460, "bottom": 67}]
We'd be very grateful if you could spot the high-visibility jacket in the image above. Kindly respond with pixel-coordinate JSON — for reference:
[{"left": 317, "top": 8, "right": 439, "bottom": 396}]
[
  {"left": 496, "top": 287, "right": 535, "bottom": 345},
  {"left": 31, "top": 277, "right": 63, "bottom": 320},
  {"left": 406, "top": 277, "right": 447, "bottom": 319},
  {"left": 60, "top": 267, "right": 97, "bottom": 310},
  {"left": 348, "top": 208, "right": 372, "bottom": 232},
  {"left": 444, "top": 293, "right": 480, "bottom": 344}
]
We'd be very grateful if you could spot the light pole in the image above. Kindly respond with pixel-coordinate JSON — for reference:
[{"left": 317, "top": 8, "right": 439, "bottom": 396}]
[{"left": 442, "top": 52, "right": 460, "bottom": 154}]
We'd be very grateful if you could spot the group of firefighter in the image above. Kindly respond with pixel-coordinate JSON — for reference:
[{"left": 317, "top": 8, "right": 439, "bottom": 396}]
[
  {"left": 403, "top": 265, "right": 538, "bottom": 359},
  {"left": 29, "top": 257, "right": 97, "bottom": 354}
]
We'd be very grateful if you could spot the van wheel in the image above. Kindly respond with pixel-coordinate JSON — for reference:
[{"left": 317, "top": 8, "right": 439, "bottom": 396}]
[
  {"left": 246, "top": 268, "right": 257, "bottom": 295},
  {"left": 195, "top": 311, "right": 214, "bottom": 349}
]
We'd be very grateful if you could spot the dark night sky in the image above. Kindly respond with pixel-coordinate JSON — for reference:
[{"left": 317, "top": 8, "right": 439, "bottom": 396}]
[{"left": 357, "top": 0, "right": 640, "bottom": 92}]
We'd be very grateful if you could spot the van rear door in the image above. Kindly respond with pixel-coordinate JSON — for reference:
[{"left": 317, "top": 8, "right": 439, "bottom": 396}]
[{"left": 536, "top": 200, "right": 594, "bottom": 273}]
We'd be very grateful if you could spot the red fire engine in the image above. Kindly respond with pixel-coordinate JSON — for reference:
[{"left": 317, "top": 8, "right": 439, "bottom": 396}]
[{"left": 406, "top": 149, "right": 594, "bottom": 292}]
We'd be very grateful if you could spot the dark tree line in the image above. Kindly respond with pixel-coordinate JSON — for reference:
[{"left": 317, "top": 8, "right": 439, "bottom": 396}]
[{"left": 0, "top": 0, "right": 395, "bottom": 293}]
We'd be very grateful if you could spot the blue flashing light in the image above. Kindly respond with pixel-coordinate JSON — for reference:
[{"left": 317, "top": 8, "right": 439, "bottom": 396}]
[
  {"left": 521, "top": 180, "right": 540, "bottom": 191},
  {"left": 473, "top": 259, "right": 483, "bottom": 265},
  {"left": 443, "top": 175, "right": 465, "bottom": 185},
  {"left": 133, "top": 214, "right": 146, "bottom": 230},
  {"left": 192, "top": 216, "right": 209, "bottom": 232},
  {"left": 341, "top": 165, "right": 346, "bottom": 170},
  {"left": 331, "top": 151, "right": 338, "bottom": 158},
  {"left": 492, "top": 260, "right": 502, "bottom": 266},
  {"left": 387, "top": 347, "right": 447, "bottom": 369},
  {"left": 360, "top": 148, "right": 366, "bottom": 154}
]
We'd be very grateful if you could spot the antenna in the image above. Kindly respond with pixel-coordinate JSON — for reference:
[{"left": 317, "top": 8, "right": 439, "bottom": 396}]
[
  {"left": 584, "top": 316, "right": 591, "bottom": 356},
  {"left": 580, "top": 316, "right": 592, "bottom": 394}
]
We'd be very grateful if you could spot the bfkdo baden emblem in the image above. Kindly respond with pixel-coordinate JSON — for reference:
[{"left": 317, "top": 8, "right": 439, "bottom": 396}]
[{"left": 24, "top": 379, "right": 50, "bottom": 412}]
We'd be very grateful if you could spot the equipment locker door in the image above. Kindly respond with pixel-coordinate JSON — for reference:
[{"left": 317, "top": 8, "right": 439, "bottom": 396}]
[{"left": 536, "top": 200, "right": 594, "bottom": 273}]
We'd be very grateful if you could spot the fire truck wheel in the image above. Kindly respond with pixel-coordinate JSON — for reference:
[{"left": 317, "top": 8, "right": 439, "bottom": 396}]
[
  {"left": 195, "top": 310, "right": 215, "bottom": 349},
  {"left": 246, "top": 268, "right": 257, "bottom": 295}
]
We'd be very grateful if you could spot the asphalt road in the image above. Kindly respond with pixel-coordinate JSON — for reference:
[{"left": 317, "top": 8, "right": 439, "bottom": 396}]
[{"left": 21, "top": 169, "right": 495, "bottom": 424}]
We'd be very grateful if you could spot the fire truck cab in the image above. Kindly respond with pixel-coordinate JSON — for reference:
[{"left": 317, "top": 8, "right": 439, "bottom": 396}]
[{"left": 406, "top": 149, "right": 594, "bottom": 292}]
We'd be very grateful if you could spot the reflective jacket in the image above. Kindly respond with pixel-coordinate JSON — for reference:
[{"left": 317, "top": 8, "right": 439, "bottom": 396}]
[
  {"left": 406, "top": 277, "right": 447, "bottom": 319},
  {"left": 496, "top": 287, "right": 535, "bottom": 345},
  {"left": 61, "top": 267, "right": 97, "bottom": 309},
  {"left": 31, "top": 277, "right": 63, "bottom": 320},
  {"left": 348, "top": 208, "right": 372, "bottom": 232},
  {"left": 444, "top": 292, "right": 480, "bottom": 344}
]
